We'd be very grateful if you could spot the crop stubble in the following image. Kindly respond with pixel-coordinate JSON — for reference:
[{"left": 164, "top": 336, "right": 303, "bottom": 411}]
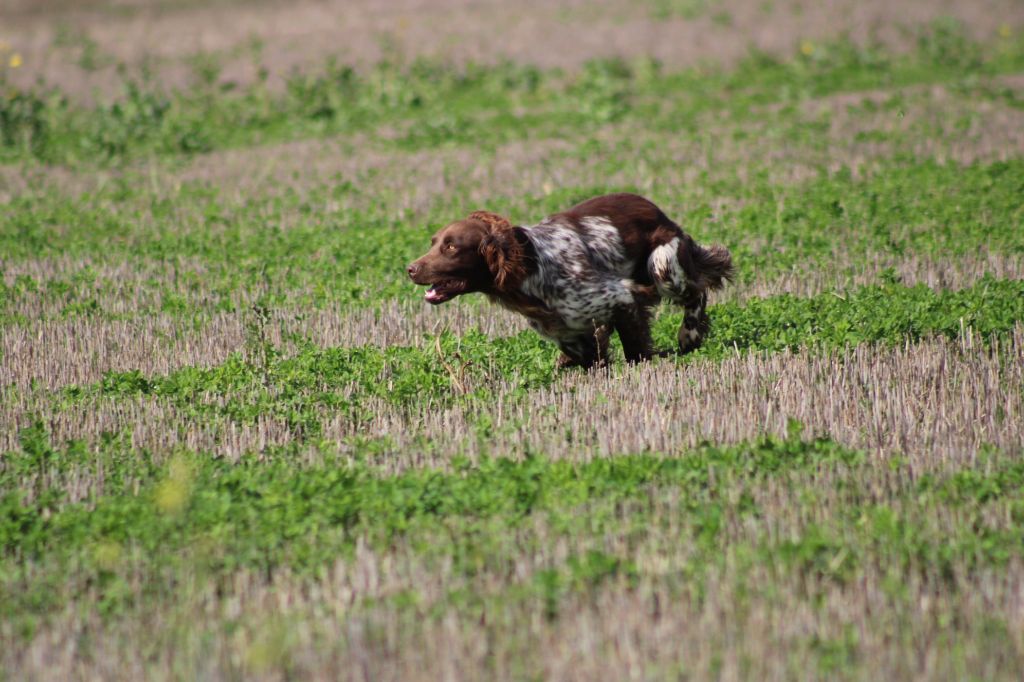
[{"left": 2, "top": 2, "right": 1024, "bottom": 679}]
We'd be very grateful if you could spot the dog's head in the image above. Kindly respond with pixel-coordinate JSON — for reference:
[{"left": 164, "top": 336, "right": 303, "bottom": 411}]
[{"left": 407, "top": 211, "right": 526, "bottom": 304}]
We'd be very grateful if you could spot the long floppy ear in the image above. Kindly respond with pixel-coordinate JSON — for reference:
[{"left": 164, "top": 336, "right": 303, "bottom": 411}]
[
  {"left": 467, "top": 210, "right": 512, "bottom": 231},
  {"left": 478, "top": 221, "right": 525, "bottom": 292}
]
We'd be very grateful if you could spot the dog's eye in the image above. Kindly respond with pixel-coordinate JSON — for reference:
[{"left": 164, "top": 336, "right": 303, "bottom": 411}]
[{"left": 445, "top": 243, "right": 457, "bottom": 252}]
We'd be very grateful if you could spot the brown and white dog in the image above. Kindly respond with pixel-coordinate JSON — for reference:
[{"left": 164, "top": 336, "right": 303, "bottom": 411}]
[{"left": 407, "top": 193, "right": 733, "bottom": 368}]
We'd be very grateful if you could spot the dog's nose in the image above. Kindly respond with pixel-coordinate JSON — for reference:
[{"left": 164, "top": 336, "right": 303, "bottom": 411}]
[{"left": 407, "top": 263, "right": 419, "bottom": 278}]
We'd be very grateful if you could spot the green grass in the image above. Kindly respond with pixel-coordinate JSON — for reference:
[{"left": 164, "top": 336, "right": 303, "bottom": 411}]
[
  {"left": 30, "top": 277, "right": 1015, "bottom": 437},
  {"left": 1, "top": 21, "right": 1022, "bottom": 165},
  {"left": 4, "top": 429, "right": 1024, "bottom": 663},
  {"left": 3, "top": 22, "right": 1023, "bottom": 332},
  {"left": 2, "top": 156, "right": 1022, "bottom": 326},
  {"left": 2, "top": 16, "right": 1024, "bottom": 680}
]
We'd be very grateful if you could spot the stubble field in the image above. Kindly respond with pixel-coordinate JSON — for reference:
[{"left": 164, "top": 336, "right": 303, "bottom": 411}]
[{"left": 2, "top": 0, "right": 1024, "bottom": 679}]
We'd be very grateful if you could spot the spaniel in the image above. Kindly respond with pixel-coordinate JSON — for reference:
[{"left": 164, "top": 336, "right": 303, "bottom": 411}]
[{"left": 408, "top": 193, "right": 733, "bottom": 368}]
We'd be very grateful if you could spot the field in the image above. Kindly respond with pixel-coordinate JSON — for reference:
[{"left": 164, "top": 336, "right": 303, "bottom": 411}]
[{"left": 2, "top": 0, "right": 1024, "bottom": 679}]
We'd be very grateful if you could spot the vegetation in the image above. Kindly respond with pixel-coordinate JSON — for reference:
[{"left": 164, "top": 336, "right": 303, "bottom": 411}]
[
  {"left": 1, "top": 20, "right": 1021, "bottom": 165},
  {"left": 1, "top": 4, "right": 1023, "bottom": 680}
]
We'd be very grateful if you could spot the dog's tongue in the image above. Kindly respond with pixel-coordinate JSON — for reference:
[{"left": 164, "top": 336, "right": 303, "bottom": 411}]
[{"left": 425, "top": 286, "right": 442, "bottom": 303}]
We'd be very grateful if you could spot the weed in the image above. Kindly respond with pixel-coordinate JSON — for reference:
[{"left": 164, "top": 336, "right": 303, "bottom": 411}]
[{"left": 2, "top": 15, "right": 1024, "bottom": 679}]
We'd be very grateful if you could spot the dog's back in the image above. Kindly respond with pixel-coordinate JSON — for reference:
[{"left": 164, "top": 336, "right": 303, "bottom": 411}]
[{"left": 552, "top": 192, "right": 733, "bottom": 292}]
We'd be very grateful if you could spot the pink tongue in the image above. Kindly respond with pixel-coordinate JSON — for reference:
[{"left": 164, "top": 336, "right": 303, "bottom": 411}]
[{"left": 425, "top": 287, "right": 442, "bottom": 302}]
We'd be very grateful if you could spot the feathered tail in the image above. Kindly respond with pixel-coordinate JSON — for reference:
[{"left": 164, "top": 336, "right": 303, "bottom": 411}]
[{"left": 691, "top": 242, "right": 734, "bottom": 291}]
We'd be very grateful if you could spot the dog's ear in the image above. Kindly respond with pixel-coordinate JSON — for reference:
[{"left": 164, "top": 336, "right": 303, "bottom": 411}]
[
  {"left": 479, "top": 222, "right": 525, "bottom": 292},
  {"left": 467, "top": 210, "right": 512, "bottom": 232}
]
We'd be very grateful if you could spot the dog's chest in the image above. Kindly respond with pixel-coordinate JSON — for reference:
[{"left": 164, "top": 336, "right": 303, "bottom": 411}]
[{"left": 494, "top": 293, "right": 574, "bottom": 340}]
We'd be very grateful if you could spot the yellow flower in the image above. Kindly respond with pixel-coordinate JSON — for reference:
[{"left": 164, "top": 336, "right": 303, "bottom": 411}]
[
  {"left": 800, "top": 40, "right": 814, "bottom": 56},
  {"left": 154, "top": 478, "right": 188, "bottom": 513},
  {"left": 998, "top": 24, "right": 1012, "bottom": 39},
  {"left": 94, "top": 540, "right": 123, "bottom": 571},
  {"left": 9, "top": 53, "right": 22, "bottom": 69},
  {"left": 154, "top": 455, "right": 193, "bottom": 514}
]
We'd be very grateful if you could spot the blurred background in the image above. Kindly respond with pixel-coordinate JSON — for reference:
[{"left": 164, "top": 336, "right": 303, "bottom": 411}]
[{"left": 4, "top": 0, "right": 1022, "bottom": 99}]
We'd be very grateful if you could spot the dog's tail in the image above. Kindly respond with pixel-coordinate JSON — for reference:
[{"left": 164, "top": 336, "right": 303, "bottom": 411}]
[{"left": 691, "top": 242, "right": 734, "bottom": 292}]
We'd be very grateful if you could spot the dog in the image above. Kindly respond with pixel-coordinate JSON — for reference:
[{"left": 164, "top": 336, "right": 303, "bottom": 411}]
[{"left": 407, "top": 193, "right": 733, "bottom": 368}]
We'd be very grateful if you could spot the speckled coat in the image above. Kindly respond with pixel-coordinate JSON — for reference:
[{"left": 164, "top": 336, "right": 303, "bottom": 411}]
[
  {"left": 495, "top": 194, "right": 733, "bottom": 367},
  {"left": 408, "top": 193, "right": 733, "bottom": 368}
]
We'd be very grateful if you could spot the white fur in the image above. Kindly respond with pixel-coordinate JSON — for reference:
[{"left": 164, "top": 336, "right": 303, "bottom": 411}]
[
  {"left": 647, "top": 237, "right": 690, "bottom": 301},
  {"left": 519, "top": 217, "right": 633, "bottom": 341},
  {"left": 579, "top": 216, "right": 631, "bottom": 277}
]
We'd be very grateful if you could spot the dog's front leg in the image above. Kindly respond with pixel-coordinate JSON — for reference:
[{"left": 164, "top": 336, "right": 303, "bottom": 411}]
[
  {"left": 613, "top": 302, "right": 654, "bottom": 363},
  {"left": 555, "top": 325, "right": 609, "bottom": 370}
]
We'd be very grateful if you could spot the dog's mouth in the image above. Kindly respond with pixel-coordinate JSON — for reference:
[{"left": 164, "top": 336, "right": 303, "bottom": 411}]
[{"left": 422, "top": 279, "right": 466, "bottom": 304}]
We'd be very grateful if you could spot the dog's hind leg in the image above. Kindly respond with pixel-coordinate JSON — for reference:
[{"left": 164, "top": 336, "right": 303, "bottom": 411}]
[
  {"left": 648, "top": 238, "right": 714, "bottom": 354},
  {"left": 677, "top": 291, "right": 709, "bottom": 354}
]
